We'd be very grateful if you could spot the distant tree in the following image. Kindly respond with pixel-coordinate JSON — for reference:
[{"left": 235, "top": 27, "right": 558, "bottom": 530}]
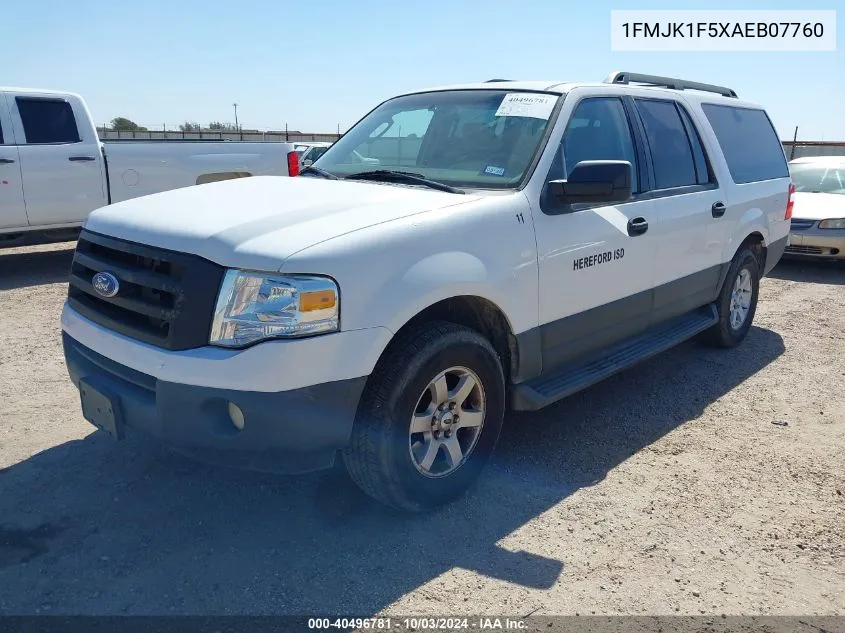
[
  {"left": 110, "top": 117, "right": 146, "bottom": 132},
  {"left": 209, "top": 121, "right": 239, "bottom": 131},
  {"left": 179, "top": 121, "right": 201, "bottom": 132}
]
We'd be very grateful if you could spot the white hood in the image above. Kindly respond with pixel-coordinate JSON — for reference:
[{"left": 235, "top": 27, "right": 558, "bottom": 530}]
[
  {"left": 791, "top": 192, "right": 845, "bottom": 221},
  {"left": 84, "top": 176, "right": 479, "bottom": 270}
]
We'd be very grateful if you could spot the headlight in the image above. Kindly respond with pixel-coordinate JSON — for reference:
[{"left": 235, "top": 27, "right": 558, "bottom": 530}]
[
  {"left": 818, "top": 218, "right": 845, "bottom": 229},
  {"left": 209, "top": 270, "right": 339, "bottom": 348}
]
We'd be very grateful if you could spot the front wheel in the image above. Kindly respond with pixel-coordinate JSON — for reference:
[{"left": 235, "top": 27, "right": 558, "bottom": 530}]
[
  {"left": 343, "top": 321, "right": 505, "bottom": 512},
  {"left": 700, "top": 246, "right": 761, "bottom": 348}
]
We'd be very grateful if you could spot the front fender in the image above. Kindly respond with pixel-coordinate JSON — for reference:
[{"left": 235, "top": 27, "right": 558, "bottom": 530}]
[{"left": 383, "top": 251, "right": 517, "bottom": 335}]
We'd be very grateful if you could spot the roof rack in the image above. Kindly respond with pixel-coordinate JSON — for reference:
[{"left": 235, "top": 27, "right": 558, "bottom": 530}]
[{"left": 603, "top": 71, "right": 737, "bottom": 98}]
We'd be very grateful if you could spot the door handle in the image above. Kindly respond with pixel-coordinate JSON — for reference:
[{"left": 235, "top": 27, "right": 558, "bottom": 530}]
[
  {"left": 627, "top": 217, "right": 649, "bottom": 237},
  {"left": 69, "top": 156, "right": 96, "bottom": 162},
  {"left": 711, "top": 201, "right": 726, "bottom": 218},
  {"left": 0, "top": 158, "right": 15, "bottom": 164}
]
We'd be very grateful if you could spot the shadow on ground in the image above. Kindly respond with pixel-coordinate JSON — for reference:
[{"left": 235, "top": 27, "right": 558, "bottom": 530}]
[
  {"left": 0, "top": 326, "right": 785, "bottom": 615},
  {"left": 0, "top": 246, "right": 75, "bottom": 290},
  {"left": 767, "top": 258, "right": 845, "bottom": 285}
]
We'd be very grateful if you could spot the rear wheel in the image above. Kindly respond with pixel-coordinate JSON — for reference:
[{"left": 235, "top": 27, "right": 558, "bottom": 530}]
[
  {"left": 700, "top": 246, "right": 761, "bottom": 348},
  {"left": 342, "top": 321, "right": 505, "bottom": 512}
]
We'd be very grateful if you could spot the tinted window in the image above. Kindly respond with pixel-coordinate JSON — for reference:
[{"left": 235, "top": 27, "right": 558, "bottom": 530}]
[
  {"left": 702, "top": 104, "right": 789, "bottom": 184},
  {"left": 676, "top": 106, "right": 713, "bottom": 185},
  {"left": 560, "top": 98, "right": 639, "bottom": 192},
  {"left": 636, "top": 99, "right": 697, "bottom": 189},
  {"left": 16, "top": 98, "right": 81, "bottom": 144}
]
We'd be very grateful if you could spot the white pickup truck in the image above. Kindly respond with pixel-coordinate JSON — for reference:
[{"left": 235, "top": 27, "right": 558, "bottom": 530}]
[{"left": 0, "top": 87, "right": 298, "bottom": 246}]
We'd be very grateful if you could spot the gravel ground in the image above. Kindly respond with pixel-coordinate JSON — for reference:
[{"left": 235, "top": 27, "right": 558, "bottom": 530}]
[{"left": 0, "top": 242, "right": 843, "bottom": 617}]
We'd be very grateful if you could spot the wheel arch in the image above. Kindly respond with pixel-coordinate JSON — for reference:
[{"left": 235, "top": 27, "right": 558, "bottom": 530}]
[
  {"left": 717, "top": 230, "right": 767, "bottom": 295},
  {"left": 375, "top": 294, "right": 520, "bottom": 386},
  {"left": 196, "top": 171, "right": 252, "bottom": 185}
]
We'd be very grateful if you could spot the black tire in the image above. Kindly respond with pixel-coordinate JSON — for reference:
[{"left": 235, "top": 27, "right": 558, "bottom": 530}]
[
  {"left": 700, "top": 246, "right": 761, "bottom": 348},
  {"left": 342, "top": 321, "right": 506, "bottom": 512}
]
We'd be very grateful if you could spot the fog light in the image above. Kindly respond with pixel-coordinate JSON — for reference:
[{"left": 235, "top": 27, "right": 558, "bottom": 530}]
[{"left": 227, "top": 402, "right": 245, "bottom": 431}]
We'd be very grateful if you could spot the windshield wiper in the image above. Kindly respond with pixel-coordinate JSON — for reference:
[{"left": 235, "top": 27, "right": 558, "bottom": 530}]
[
  {"left": 300, "top": 165, "right": 340, "bottom": 180},
  {"left": 344, "top": 170, "right": 465, "bottom": 194}
]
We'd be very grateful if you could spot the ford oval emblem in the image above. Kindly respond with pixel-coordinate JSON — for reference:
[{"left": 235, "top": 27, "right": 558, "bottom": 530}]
[{"left": 92, "top": 272, "right": 120, "bottom": 298}]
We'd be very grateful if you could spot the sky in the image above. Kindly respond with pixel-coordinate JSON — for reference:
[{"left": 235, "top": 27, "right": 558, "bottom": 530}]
[{"left": 4, "top": 0, "right": 842, "bottom": 140}]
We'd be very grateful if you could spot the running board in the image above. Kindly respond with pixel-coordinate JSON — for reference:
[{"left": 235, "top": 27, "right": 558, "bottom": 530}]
[{"left": 511, "top": 304, "right": 719, "bottom": 411}]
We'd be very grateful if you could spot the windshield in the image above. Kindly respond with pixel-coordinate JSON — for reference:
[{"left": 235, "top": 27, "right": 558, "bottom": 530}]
[
  {"left": 789, "top": 163, "right": 845, "bottom": 195},
  {"left": 312, "top": 90, "right": 559, "bottom": 189}
]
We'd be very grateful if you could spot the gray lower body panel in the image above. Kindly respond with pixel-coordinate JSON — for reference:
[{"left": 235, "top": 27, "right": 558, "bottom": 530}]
[
  {"left": 765, "top": 235, "right": 790, "bottom": 272},
  {"left": 63, "top": 333, "right": 367, "bottom": 474}
]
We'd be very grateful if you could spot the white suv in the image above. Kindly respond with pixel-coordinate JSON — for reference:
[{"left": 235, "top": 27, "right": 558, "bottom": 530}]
[{"left": 61, "top": 72, "right": 792, "bottom": 511}]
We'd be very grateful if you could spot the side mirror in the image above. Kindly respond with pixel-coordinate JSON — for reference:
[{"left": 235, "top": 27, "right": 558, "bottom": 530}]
[{"left": 549, "top": 160, "right": 632, "bottom": 205}]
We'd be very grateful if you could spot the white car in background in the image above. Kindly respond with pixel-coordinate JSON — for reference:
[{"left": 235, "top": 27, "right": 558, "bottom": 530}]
[
  {"left": 294, "top": 142, "right": 332, "bottom": 167},
  {"left": 295, "top": 141, "right": 379, "bottom": 168},
  {"left": 785, "top": 156, "right": 845, "bottom": 261}
]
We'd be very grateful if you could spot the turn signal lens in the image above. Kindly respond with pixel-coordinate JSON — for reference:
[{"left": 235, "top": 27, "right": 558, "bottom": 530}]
[{"left": 299, "top": 289, "right": 337, "bottom": 312}]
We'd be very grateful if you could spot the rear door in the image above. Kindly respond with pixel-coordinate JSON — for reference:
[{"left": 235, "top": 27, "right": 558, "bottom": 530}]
[
  {"left": 10, "top": 93, "right": 107, "bottom": 227},
  {"left": 0, "top": 94, "right": 28, "bottom": 229},
  {"left": 631, "top": 97, "right": 725, "bottom": 324}
]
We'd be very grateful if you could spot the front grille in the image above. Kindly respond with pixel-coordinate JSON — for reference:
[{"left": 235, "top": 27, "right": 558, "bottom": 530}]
[
  {"left": 790, "top": 219, "right": 817, "bottom": 231},
  {"left": 68, "top": 230, "right": 225, "bottom": 350},
  {"left": 785, "top": 245, "right": 824, "bottom": 255}
]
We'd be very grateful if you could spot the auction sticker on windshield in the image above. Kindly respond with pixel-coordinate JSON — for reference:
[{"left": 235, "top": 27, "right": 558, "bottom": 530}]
[{"left": 495, "top": 93, "right": 556, "bottom": 119}]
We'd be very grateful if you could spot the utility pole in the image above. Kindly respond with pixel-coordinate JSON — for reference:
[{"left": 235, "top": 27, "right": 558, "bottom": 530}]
[{"left": 233, "top": 103, "right": 239, "bottom": 131}]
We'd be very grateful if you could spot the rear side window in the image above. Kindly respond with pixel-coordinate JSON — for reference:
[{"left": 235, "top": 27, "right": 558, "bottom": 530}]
[
  {"left": 16, "top": 97, "right": 81, "bottom": 144},
  {"left": 0, "top": 120, "right": 4, "bottom": 144},
  {"left": 701, "top": 104, "right": 788, "bottom": 184},
  {"left": 635, "top": 99, "right": 698, "bottom": 190}
]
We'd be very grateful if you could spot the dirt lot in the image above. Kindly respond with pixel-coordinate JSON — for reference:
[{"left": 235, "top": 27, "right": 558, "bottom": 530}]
[{"left": 0, "top": 242, "right": 843, "bottom": 617}]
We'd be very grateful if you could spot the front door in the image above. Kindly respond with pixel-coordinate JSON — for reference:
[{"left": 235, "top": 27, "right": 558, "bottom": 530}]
[
  {"left": 0, "top": 94, "right": 28, "bottom": 230},
  {"left": 532, "top": 95, "right": 658, "bottom": 370}
]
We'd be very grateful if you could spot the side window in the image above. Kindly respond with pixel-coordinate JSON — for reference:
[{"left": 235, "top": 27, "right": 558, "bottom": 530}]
[
  {"left": 635, "top": 99, "right": 697, "bottom": 190},
  {"left": 559, "top": 97, "right": 639, "bottom": 192},
  {"left": 676, "top": 106, "right": 713, "bottom": 185},
  {"left": 701, "top": 104, "right": 789, "bottom": 184},
  {"left": 16, "top": 97, "right": 81, "bottom": 144},
  {"left": 0, "top": 119, "right": 4, "bottom": 144}
]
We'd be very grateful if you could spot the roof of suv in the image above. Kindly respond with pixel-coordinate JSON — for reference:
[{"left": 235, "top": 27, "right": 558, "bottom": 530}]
[{"left": 401, "top": 77, "right": 762, "bottom": 109}]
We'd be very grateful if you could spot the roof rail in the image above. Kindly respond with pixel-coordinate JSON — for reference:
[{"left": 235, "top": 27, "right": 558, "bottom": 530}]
[
  {"left": 604, "top": 71, "right": 738, "bottom": 98},
  {"left": 484, "top": 79, "right": 511, "bottom": 83}
]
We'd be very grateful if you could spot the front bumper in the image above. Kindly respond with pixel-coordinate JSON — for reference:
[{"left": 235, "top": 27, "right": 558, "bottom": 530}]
[
  {"left": 785, "top": 226, "right": 845, "bottom": 260},
  {"left": 63, "top": 332, "right": 367, "bottom": 474}
]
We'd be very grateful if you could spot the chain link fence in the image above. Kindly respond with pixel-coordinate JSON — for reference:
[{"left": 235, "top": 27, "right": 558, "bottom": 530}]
[
  {"left": 782, "top": 141, "right": 845, "bottom": 159},
  {"left": 96, "top": 128, "right": 844, "bottom": 161},
  {"left": 97, "top": 128, "right": 341, "bottom": 143}
]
